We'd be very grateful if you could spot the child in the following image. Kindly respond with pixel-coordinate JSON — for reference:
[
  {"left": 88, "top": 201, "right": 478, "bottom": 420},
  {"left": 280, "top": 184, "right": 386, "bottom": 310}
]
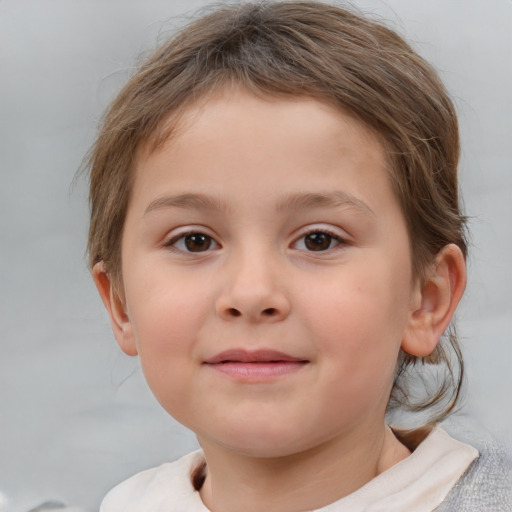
[{"left": 85, "top": 2, "right": 511, "bottom": 510}]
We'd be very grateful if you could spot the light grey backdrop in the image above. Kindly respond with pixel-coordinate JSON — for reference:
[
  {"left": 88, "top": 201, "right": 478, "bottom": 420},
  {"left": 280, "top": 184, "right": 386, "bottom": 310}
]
[{"left": 1, "top": 1, "right": 511, "bottom": 511}]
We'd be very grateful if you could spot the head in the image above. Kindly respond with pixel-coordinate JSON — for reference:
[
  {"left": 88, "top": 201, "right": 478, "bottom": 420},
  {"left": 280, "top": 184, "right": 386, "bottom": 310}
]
[{"left": 86, "top": 1, "right": 467, "bottom": 429}]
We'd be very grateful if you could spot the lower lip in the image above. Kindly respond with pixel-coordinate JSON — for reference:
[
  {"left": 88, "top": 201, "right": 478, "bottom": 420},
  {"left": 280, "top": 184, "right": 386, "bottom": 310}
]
[{"left": 205, "top": 361, "right": 308, "bottom": 380}]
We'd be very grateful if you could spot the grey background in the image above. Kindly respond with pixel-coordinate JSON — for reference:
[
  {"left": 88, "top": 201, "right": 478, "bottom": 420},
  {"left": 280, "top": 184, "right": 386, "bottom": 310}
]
[{"left": 1, "top": 1, "right": 511, "bottom": 511}]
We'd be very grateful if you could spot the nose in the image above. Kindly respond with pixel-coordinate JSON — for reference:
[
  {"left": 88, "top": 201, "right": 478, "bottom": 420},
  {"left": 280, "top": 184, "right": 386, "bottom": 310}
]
[{"left": 215, "top": 249, "right": 291, "bottom": 323}]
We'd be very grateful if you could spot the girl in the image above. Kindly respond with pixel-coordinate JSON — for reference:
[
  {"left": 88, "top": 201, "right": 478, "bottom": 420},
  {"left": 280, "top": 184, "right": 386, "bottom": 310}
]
[{"left": 85, "top": 2, "right": 511, "bottom": 510}]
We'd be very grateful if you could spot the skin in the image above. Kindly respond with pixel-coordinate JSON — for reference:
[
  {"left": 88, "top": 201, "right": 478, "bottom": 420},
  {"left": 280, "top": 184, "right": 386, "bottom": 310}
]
[{"left": 94, "top": 87, "right": 466, "bottom": 512}]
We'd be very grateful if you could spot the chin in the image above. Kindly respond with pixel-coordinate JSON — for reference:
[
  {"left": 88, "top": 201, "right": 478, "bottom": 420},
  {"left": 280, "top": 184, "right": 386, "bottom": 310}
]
[{"left": 198, "top": 421, "right": 327, "bottom": 459}]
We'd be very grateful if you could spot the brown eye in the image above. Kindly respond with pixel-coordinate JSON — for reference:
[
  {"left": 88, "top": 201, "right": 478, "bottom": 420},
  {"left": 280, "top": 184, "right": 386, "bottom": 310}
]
[
  {"left": 304, "top": 232, "right": 333, "bottom": 251},
  {"left": 167, "top": 230, "right": 220, "bottom": 253},
  {"left": 184, "top": 233, "right": 212, "bottom": 252}
]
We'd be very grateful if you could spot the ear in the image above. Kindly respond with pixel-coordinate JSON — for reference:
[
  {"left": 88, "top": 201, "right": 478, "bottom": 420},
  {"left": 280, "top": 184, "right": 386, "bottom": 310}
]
[
  {"left": 402, "top": 244, "right": 466, "bottom": 357},
  {"left": 92, "top": 262, "right": 138, "bottom": 356}
]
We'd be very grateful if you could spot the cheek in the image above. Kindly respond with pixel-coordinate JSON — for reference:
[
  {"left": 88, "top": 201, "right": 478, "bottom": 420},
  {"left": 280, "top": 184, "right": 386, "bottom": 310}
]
[
  {"left": 122, "top": 268, "right": 210, "bottom": 392},
  {"left": 301, "top": 261, "right": 412, "bottom": 376},
  {"left": 124, "top": 258, "right": 207, "bottom": 343},
  {"left": 131, "top": 289, "right": 195, "bottom": 347},
  {"left": 310, "top": 274, "right": 409, "bottom": 341}
]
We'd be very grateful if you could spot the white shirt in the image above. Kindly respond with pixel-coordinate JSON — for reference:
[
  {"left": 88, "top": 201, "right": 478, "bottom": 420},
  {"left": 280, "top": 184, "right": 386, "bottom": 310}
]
[{"left": 100, "top": 427, "right": 478, "bottom": 512}]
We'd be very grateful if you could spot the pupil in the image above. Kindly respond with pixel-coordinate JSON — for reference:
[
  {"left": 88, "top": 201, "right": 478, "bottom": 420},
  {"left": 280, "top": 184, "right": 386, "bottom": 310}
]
[
  {"left": 305, "top": 232, "right": 331, "bottom": 251},
  {"left": 185, "top": 233, "right": 211, "bottom": 252}
]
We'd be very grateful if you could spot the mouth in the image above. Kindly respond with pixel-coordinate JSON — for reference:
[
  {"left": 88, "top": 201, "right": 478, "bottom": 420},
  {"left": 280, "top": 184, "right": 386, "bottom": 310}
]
[{"left": 203, "top": 349, "right": 309, "bottom": 380}]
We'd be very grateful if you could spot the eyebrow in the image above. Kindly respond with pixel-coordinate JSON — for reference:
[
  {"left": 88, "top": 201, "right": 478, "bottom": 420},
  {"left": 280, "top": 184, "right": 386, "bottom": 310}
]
[
  {"left": 144, "top": 193, "right": 227, "bottom": 216},
  {"left": 144, "top": 191, "right": 375, "bottom": 218},
  {"left": 276, "top": 191, "right": 376, "bottom": 218}
]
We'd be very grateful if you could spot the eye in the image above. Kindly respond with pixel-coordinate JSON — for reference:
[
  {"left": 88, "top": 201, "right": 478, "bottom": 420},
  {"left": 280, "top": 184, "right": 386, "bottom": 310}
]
[
  {"left": 293, "top": 230, "right": 343, "bottom": 252},
  {"left": 166, "top": 232, "right": 220, "bottom": 253}
]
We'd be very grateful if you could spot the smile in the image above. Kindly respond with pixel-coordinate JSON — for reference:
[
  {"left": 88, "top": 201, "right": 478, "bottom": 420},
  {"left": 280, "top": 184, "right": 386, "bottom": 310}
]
[{"left": 203, "top": 349, "right": 309, "bottom": 380}]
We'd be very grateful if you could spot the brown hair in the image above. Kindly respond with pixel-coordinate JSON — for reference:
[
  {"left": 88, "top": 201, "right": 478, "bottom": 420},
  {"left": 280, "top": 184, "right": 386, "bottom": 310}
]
[{"left": 85, "top": 1, "right": 467, "bottom": 427}]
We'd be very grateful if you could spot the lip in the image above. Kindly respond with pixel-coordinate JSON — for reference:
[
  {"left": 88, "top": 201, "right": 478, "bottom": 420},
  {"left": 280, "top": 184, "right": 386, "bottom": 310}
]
[
  {"left": 204, "top": 349, "right": 306, "bottom": 364},
  {"left": 203, "top": 349, "right": 309, "bottom": 381}
]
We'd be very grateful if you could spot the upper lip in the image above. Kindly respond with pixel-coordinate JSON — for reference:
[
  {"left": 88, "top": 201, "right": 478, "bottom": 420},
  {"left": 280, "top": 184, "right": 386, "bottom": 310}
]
[{"left": 204, "top": 349, "right": 307, "bottom": 364}]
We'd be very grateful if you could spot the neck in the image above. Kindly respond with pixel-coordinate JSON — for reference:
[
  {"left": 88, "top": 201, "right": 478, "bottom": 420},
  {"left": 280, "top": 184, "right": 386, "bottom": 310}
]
[{"left": 198, "top": 423, "right": 410, "bottom": 512}]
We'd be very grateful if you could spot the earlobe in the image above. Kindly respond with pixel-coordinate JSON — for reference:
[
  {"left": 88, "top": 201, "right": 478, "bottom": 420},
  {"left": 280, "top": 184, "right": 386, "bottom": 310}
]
[
  {"left": 92, "top": 262, "right": 138, "bottom": 356},
  {"left": 402, "top": 244, "right": 466, "bottom": 357}
]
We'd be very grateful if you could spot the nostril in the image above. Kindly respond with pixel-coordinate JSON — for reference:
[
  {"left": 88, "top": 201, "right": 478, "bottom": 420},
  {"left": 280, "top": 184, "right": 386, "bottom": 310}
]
[
  {"left": 228, "top": 308, "right": 242, "bottom": 317},
  {"left": 262, "top": 308, "right": 277, "bottom": 316}
]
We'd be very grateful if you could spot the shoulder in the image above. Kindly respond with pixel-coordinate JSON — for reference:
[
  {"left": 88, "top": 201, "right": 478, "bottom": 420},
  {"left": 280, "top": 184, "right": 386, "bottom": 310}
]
[
  {"left": 100, "top": 450, "right": 206, "bottom": 512},
  {"left": 436, "top": 419, "right": 512, "bottom": 511}
]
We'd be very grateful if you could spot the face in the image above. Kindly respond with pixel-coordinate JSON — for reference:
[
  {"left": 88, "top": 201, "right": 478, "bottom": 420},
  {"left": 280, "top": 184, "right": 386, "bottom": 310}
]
[{"left": 112, "top": 88, "right": 422, "bottom": 458}]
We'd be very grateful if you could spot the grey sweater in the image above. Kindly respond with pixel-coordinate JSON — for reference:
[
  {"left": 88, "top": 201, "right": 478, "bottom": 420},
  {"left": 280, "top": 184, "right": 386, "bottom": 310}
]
[{"left": 435, "top": 422, "right": 511, "bottom": 511}]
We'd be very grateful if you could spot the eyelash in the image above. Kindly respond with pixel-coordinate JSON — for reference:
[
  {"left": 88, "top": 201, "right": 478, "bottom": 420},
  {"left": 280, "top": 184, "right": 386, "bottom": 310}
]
[
  {"left": 164, "top": 230, "right": 220, "bottom": 253},
  {"left": 292, "top": 228, "right": 347, "bottom": 252},
  {"left": 164, "top": 227, "right": 347, "bottom": 254}
]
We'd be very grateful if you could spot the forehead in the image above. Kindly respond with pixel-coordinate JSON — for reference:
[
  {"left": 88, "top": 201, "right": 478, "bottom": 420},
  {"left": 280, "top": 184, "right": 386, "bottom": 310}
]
[
  {"left": 134, "top": 88, "right": 390, "bottom": 192},
  {"left": 141, "top": 85, "right": 386, "bottom": 152},
  {"left": 124, "top": 90, "right": 409, "bottom": 243}
]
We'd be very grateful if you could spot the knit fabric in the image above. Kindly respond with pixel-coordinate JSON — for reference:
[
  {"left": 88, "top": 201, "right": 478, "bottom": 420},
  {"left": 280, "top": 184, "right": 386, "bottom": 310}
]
[{"left": 435, "top": 421, "right": 512, "bottom": 511}]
